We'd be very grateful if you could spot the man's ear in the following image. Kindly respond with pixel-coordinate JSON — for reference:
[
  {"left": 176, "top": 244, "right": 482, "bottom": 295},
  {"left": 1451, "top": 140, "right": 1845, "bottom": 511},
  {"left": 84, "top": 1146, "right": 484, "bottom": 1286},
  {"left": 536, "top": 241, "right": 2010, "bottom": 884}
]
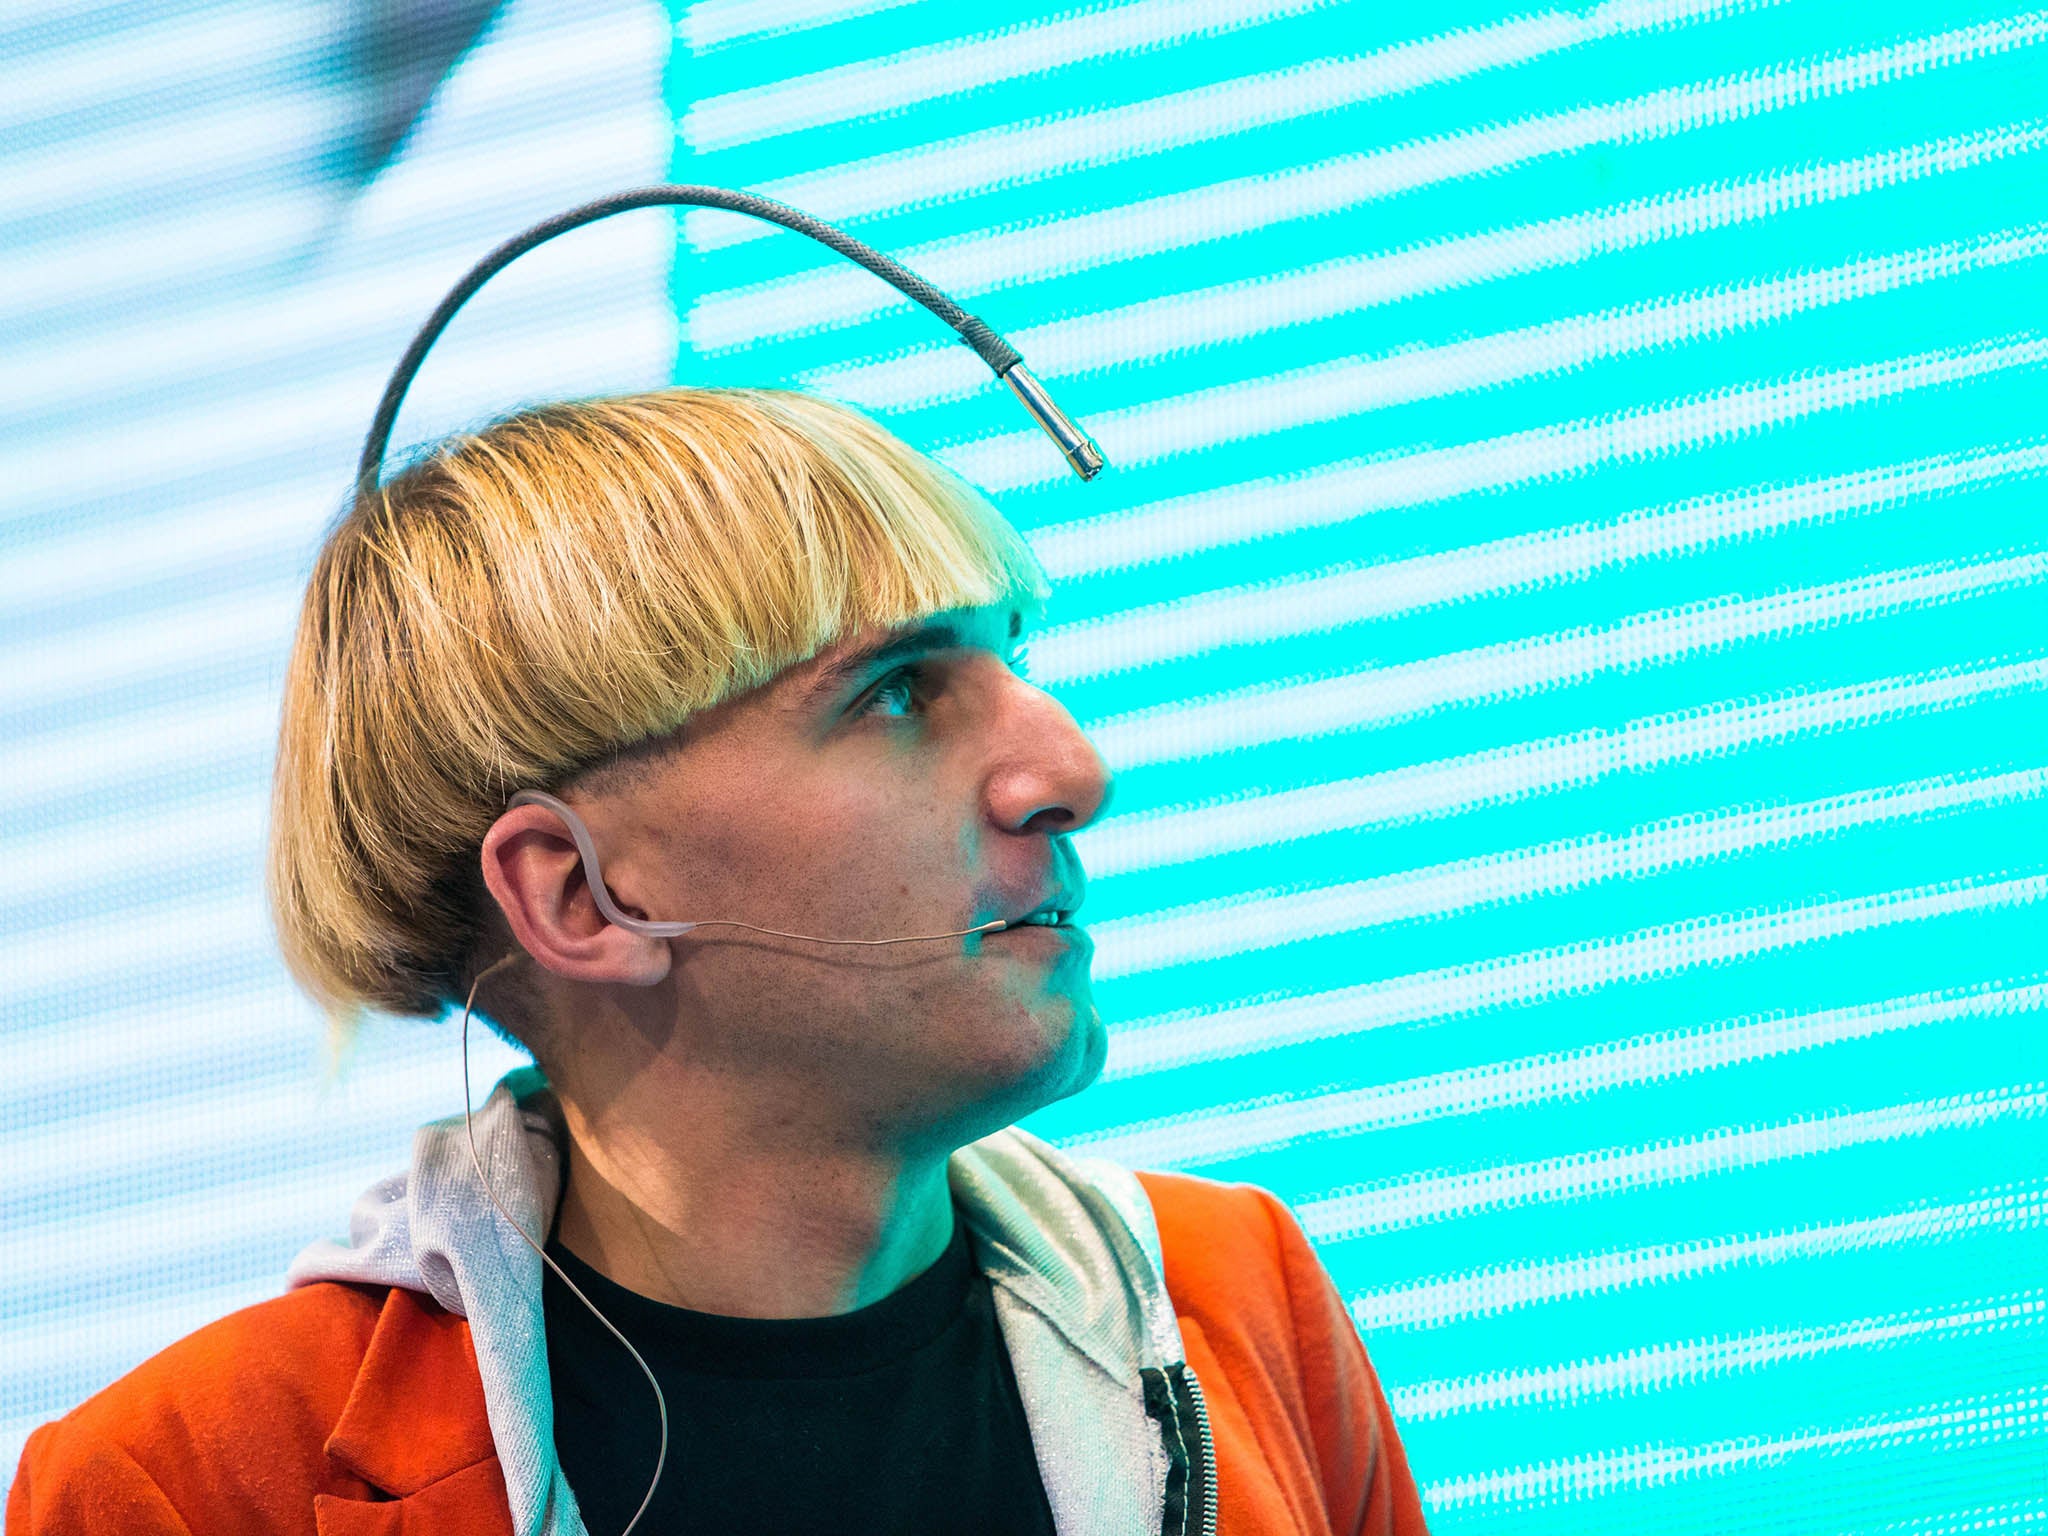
[{"left": 480, "top": 801, "right": 672, "bottom": 988}]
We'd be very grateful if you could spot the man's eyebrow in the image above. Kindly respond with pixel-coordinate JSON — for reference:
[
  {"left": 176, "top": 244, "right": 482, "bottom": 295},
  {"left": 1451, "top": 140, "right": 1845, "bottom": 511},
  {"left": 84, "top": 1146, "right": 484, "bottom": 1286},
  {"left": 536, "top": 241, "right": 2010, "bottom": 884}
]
[{"left": 799, "top": 620, "right": 967, "bottom": 712}]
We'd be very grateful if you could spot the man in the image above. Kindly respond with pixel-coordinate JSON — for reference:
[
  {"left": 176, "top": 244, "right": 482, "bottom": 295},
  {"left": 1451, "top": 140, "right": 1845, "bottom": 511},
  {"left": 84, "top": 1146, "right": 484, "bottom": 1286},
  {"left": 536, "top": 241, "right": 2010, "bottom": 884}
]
[{"left": 9, "top": 389, "right": 1425, "bottom": 1534}]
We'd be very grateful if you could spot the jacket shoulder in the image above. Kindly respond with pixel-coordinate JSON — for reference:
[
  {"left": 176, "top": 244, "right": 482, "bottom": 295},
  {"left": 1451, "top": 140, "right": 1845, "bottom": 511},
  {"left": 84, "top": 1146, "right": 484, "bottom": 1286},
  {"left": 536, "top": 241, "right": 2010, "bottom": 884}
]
[
  {"left": 1138, "top": 1169, "right": 1305, "bottom": 1326},
  {"left": 9, "top": 1282, "right": 387, "bottom": 1535},
  {"left": 1136, "top": 1170, "right": 1429, "bottom": 1536},
  {"left": 1137, "top": 1169, "right": 1375, "bottom": 1412}
]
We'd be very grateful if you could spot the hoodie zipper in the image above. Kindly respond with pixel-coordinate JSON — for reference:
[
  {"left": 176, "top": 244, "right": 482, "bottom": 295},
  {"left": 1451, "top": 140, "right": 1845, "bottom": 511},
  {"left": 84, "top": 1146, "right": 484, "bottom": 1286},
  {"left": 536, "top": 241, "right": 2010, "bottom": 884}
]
[
  {"left": 1183, "top": 1364, "right": 1217, "bottom": 1536},
  {"left": 1145, "top": 1361, "right": 1217, "bottom": 1536}
]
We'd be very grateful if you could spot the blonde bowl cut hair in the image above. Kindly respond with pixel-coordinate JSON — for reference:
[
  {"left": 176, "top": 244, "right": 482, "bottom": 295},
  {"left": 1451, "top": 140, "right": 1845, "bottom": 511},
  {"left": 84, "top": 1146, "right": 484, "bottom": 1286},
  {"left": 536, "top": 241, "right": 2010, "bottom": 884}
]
[{"left": 269, "top": 387, "right": 1050, "bottom": 1043}]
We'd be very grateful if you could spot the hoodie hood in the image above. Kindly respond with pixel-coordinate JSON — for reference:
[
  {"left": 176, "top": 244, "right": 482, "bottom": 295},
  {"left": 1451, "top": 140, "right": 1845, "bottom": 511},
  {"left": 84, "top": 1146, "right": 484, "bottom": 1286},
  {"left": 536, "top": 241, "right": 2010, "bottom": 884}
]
[
  {"left": 289, "top": 1067, "right": 1195, "bottom": 1536},
  {"left": 290, "top": 1066, "right": 574, "bottom": 1532}
]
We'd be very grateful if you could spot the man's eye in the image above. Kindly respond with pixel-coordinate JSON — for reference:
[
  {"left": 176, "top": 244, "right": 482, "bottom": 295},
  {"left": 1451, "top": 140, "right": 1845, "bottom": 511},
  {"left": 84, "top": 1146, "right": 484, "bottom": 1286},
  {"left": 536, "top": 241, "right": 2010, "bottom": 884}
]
[{"left": 855, "top": 666, "right": 922, "bottom": 719}]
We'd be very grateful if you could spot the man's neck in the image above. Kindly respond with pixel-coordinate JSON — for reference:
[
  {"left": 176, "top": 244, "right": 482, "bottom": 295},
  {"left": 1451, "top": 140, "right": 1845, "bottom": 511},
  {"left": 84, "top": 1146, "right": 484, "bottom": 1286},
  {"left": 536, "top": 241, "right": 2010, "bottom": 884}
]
[{"left": 547, "top": 1063, "right": 958, "bottom": 1319}]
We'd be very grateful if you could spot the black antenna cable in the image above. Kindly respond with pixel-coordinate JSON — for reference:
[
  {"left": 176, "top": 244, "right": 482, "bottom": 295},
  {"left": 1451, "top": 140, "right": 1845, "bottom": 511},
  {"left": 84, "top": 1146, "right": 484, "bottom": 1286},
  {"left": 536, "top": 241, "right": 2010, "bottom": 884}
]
[{"left": 356, "top": 184, "right": 1105, "bottom": 493}]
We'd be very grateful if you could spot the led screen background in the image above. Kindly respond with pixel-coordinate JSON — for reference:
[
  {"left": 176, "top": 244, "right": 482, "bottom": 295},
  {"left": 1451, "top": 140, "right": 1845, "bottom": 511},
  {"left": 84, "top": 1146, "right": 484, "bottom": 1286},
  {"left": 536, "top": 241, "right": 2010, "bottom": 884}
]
[{"left": 4, "top": 0, "right": 2044, "bottom": 1526}]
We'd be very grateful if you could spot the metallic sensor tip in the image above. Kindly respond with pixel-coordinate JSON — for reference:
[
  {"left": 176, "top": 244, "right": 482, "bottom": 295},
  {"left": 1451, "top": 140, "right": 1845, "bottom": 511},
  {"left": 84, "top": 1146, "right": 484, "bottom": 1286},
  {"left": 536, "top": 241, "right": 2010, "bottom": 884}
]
[{"left": 1003, "top": 363, "right": 1107, "bottom": 481}]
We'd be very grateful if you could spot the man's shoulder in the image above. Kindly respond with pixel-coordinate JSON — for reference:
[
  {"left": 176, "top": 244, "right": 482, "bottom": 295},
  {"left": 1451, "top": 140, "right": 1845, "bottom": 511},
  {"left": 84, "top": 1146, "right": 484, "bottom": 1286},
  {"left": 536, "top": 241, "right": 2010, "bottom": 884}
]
[
  {"left": 63, "top": 1281, "right": 387, "bottom": 1441},
  {"left": 1135, "top": 1169, "right": 1345, "bottom": 1354},
  {"left": 1134, "top": 1172, "right": 1430, "bottom": 1534},
  {"left": 1137, "top": 1168, "right": 1307, "bottom": 1290},
  {"left": 11, "top": 1282, "right": 395, "bottom": 1533}
]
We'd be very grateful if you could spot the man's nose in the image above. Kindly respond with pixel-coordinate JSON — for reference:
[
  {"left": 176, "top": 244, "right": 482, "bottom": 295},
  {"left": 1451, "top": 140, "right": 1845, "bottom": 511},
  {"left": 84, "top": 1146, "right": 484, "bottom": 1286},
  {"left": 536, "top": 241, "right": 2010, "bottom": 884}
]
[{"left": 987, "top": 679, "right": 1115, "bottom": 837}]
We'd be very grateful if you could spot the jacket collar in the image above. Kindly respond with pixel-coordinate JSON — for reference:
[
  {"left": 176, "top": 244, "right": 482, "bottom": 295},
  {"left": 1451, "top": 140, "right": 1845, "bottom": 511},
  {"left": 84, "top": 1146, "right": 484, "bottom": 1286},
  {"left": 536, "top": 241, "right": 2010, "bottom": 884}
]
[
  {"left": 325, "top": 1285, "right": 499, "bottom": 1494},
  {"left": 314, "top": 1285, "right": 516, "bottom": 1533}
]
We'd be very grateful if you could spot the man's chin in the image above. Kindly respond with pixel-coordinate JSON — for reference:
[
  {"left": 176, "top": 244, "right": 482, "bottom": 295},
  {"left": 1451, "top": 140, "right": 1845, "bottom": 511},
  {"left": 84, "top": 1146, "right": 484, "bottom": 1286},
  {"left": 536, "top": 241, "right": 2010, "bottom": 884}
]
[
  {"left": 1060, "top": 1002, "right": 1109, "bottom": 1102},
  {"left": 958, "top": 996, "right": 1106, "bottom": 1137},
  {"left": 1015, "top": 998, "right": 1107, "bottom": 1117}
]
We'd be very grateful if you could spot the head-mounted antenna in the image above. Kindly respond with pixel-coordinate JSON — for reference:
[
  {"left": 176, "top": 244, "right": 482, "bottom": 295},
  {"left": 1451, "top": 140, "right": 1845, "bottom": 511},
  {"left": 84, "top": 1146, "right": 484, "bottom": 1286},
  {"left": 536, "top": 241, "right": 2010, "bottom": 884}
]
[{"left": 355, "top": 185, "right": 1105, "bottom": 493}]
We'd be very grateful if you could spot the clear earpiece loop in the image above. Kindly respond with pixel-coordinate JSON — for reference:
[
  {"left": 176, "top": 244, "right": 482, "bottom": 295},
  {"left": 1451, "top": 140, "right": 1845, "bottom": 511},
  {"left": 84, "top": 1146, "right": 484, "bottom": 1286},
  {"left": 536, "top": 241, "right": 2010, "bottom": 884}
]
[{"left": 508, "top": 790, "right": 695, "bottom": 939}]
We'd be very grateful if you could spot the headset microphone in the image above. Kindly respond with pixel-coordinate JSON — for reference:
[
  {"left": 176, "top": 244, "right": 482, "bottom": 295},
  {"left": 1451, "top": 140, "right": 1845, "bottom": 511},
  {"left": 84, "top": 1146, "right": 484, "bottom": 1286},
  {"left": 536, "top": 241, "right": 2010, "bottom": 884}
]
[
  {"left": 506, "top": 790, "right": 1013, "bottom": 945},
  {"left": 456, "top": 793, "right": 1016, "bottom": 1536}
]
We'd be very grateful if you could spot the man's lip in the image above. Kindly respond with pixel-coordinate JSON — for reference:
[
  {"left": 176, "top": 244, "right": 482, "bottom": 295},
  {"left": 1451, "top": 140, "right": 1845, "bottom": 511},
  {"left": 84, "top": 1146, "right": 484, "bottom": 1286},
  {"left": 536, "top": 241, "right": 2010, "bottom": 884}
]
[
  {"left": 982, "top": 921, "right": 1092, "bottom": 953},
  {"left": 1007, "top": 891, "right": 1086, "bottom": 926},
  {"left": 991, "top": 854, "right": 1088, "bottom": 928},
  {"left": 993, "top": 907, "right": 1086, "bottom": 931}
]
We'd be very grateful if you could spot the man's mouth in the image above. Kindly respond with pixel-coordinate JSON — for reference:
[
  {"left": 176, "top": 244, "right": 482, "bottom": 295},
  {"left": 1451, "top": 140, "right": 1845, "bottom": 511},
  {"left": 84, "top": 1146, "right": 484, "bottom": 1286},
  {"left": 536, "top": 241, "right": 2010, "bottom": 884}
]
[{"left": 1007, "top": 909, "right": 1074, "bottom": 928}]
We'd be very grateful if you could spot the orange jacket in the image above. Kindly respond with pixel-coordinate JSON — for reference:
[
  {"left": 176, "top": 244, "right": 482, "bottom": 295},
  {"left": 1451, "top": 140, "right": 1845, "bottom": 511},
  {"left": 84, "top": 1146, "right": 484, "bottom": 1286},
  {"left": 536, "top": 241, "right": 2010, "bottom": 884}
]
[{"left": 10, "top": 1171, "right": 1425, "bottom": 1536}]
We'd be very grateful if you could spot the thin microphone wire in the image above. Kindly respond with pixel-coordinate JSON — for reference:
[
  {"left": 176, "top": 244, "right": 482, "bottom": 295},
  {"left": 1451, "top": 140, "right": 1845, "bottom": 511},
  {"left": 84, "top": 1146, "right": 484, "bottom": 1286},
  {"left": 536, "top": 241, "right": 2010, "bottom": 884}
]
[
  {"left": 633, "top": 915, "right": 1007, "bottom": 945},
  {"left": 506, "top": 789, "right": 1017, "bottom": 944},
  {"left": 462, "top": 955, "right": 667, "bottom": 1536},
  {"left": 458, "top": 865, "right": 1012, "bottom": 1535}
]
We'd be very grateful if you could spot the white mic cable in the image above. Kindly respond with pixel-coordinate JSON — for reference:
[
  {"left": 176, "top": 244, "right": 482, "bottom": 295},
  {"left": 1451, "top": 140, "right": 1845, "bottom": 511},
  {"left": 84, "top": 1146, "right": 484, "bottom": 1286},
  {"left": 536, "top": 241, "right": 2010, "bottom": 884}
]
[
  {"left": 462, "top": 956, "right": 669, "bottom": 1536},
  {"left": 460, "top": 797, "right": 1015, "bottom": 1535}
]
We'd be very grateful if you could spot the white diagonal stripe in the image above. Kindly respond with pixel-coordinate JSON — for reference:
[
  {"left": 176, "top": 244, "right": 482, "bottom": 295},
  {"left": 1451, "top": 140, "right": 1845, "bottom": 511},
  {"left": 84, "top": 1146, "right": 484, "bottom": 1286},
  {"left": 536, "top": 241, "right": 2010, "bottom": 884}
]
[
  {"left": 680, "top": 0, "right": 925, "bottom": 52},
  {"left": 3, "top": 790, "right": 263, "bottom": 923},
  {"left": 1034, "top": 442, "right": 2048, "bottom": 685},
  {"left": 0, "top": 586, "right": 299, "bottom": 720},
  {"left": 0, "top": 685, "right": 276, "bottom": 818},
  {"left": 1104, "top": 874, "right": 2048, "bottom": 1076},
  {"left": 2, "top": 90, "right": 346, "bottom": 233},
  {"left": 1422, "top": 1388, "right": 2047, "bottom": 1505},
  {"left": 1296, "top": 1088, "right": 2048, "bottom": 1241},
  {"left": 693, "top": 0, "right": 1778, "bottom": 249},
  {"left": 960, "top": 323, "right": 2048, "bottom": 496},
  {"left": 1019, "top": 226, "right": 2048, "bottom": 516},
  {"left": 1089, "top": 768, "right": 2048, "bottom": 980},
  {"left": 1085, "top": 550, "right": 2048, "bottom": 773},
  {"left": 806, "top": 125, "right": 2048, "bottom": 406},
  {"left": 1350, "top": 1182, "right": 2048, "bottom": 1330},
  {"left": 1079, "top": 657, "right": 2048, "bottom": 878},
  {"left": 1392, "top": 1292, "right": 2045, "bottom": 1420},
  {"left": 692, "top": 17, "right": 2048, "bottom": 342},
  {"left": 0, "top": 891, "right": 266, "bottom": 1012},
  {"left": 1028, "top": 339, "right": 2046, "bottom": 562},
  {"left": 682, "top": 0, "right": 1328, "bottom": 151},
  {"left": 0, "top": 7, "right": 308, "bottom": 142},
  {"left": 1071, "top": 982, "right": 2048, "bottom": 1168}
]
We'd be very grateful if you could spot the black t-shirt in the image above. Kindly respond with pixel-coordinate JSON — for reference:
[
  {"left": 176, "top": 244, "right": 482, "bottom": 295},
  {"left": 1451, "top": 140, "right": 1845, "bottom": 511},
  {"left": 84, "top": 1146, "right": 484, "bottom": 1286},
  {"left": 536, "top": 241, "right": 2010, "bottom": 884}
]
[{"left": 543, "top": 1214, "right": 1057, "bottom": 1536}]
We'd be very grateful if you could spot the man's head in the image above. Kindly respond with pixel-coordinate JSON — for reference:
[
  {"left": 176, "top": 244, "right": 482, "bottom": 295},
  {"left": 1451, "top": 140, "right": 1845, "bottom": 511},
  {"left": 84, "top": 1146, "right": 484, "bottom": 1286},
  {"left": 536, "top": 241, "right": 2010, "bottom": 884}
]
[{"left": 270, "top": 388, "right": 1110, "bottom": 1140}]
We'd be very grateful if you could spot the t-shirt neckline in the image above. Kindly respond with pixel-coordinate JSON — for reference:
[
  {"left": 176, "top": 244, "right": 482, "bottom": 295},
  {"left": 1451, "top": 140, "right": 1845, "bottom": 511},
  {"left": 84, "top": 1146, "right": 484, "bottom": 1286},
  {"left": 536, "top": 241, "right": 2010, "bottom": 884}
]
[{"left": 542, "top": 1212, "right": 977, "bottom": 1380}]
